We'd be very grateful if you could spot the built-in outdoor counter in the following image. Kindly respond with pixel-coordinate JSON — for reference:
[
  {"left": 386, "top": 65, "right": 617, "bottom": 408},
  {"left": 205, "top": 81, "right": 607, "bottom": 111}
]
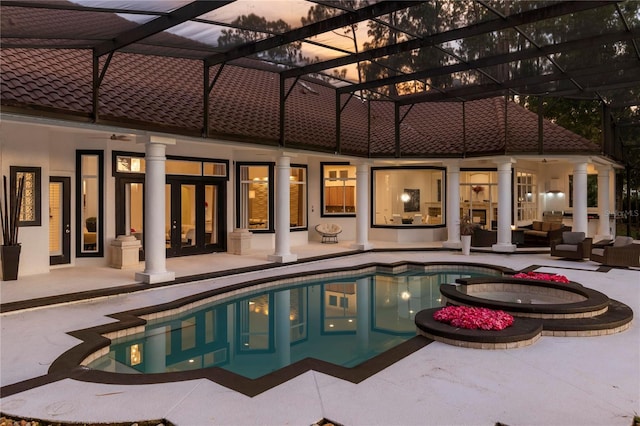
[{"left": 562, "top": 213, "right": 615, "bottom": 238}]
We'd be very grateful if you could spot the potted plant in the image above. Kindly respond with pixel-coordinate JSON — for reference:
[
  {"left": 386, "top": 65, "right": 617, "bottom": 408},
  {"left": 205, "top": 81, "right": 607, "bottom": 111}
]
[
  {"left": 460, "top": 214, "right": 476, "bottom": 255},
  {"left": 1, "top": 175, "right": 25, "bottom": 280}
]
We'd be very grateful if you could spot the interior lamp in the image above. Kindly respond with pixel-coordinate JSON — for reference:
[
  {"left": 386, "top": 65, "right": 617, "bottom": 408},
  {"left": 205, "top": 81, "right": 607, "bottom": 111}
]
[{"left": 400, "top": 192, "right": 411, "bottom": 203}]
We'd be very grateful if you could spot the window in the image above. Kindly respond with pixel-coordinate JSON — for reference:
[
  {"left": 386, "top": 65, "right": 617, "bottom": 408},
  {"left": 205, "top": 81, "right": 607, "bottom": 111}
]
[
  {"left": 237, "top": 163, "right": 273, "bottom": 231},
  {"left": 10, "top": 166, "right": 41, "bottom": 227},
  {"left": 290, "top": 288, "right": 307, "bottom": 343},
  {"left": 569, "top": 174, "right": 598, "bottom": 208},
  {"left": 460, "top": 170, "right": 498, "bottom": 229},
  {"left": 76, "top": 150, "right": 104, "bottom": 257},
  {"left": 115, "top": 153, "right": 228, "bottom": 178},
  {"left": 321, "top": 163, "right": 356, "bottom": 216},
  {"left": 289, "top": 166, "right": 307, "bottom": 229},
  {"left": 323, "top": 282, "right": 357, "bottom": 333},
  {"left": 236, "top": 163, "right": 305, "bottom": 231},
  {"left": 516, "top": 171, "right": 537, "bottom": 222},
  {"left": 372, "top": 167, "right": 444, "bottom": 226},
  {"left": 238, "top": 294, "right": 272, "bottom": 352}
]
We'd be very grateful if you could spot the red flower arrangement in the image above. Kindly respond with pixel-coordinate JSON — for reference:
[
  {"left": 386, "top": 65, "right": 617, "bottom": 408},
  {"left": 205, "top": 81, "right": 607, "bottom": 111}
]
[
  {"left": 471, "top": 185, "right": 484, "bottom": 194},
  {"left": 513, "top": 271, "right": 570, "bottom": 283},
  {"left": 433, "top": 306, "right": 514, "bottom": 330}
]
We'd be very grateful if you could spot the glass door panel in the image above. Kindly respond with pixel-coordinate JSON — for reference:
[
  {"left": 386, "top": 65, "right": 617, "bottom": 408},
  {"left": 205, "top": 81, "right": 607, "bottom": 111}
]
[
  {"left": 180, "top": 184, "right": 196, "bottom": 248},
  {"left": 205, "top": 184, "right": 217, "bottom": 245},
  {"left": 80, "top": 154, "right": 99, "bottom": 254},
  {"left": 49, "top": 177, "right": 70, "bottom": 265},
  {"left": 166, "top": 180, "right": 225, "bottom": 257},
  {"left": 125, "top": 182, "right": 144, "bottom": 244},
  {"left": 165, "top": 184, "right": 172, "bottom": 250},
  {"left": 49, "top": 181, "right": 63, "bottom": 257}
]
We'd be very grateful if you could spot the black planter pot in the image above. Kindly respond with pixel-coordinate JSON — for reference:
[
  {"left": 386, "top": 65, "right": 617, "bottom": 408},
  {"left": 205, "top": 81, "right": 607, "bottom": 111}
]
[{"left": 1, "top": 244, "right": 21, "bottom": 281}]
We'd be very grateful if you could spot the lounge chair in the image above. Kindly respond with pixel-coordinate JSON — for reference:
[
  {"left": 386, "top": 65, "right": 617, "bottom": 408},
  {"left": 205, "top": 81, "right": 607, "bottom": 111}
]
[
  {"left": 550, "top": 231, "right": 592, "bottom": 260},
  {"left": 590, "top": 236, "right": 640, "bottom": 267}
]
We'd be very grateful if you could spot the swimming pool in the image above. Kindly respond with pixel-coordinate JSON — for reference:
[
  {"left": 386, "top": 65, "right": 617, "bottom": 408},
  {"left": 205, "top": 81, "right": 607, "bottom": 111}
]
[{"left": 87, "top": 265, "right": 501, "bottom": 380}]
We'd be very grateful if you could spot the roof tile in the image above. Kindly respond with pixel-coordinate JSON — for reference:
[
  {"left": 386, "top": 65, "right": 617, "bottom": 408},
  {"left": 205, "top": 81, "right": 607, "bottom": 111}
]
[{"left": 0, "top": 46, "right": 600, "bottom": 156}]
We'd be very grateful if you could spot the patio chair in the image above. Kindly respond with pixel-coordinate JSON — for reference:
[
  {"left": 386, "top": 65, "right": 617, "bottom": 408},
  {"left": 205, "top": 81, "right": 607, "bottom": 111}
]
[
  {"left": 550, "top": 231, "right": 592, "bottom": 260},
  {"left": 590, "top": 236, "right": 640, "bottom": 267},
  {"left": 315, "top": 223, "right": 342, "bottom": 244}
]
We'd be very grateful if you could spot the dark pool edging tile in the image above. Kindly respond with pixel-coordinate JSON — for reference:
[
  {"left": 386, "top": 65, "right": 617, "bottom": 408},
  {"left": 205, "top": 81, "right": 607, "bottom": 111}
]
[
  {"left": 1, "top": 259, "right": 505, "bottom": 399},
  {"left": 72, "top": 336, "right": 432, "bottom": 397},
  {"left": 0, "top": 249, "right": 365, "bottom": 313},
  {"left": 2, "top": 336, "right": 432, "bottom": 399},
  {"left": 0, "top": 247, "right": 496, "bottom": 314}
]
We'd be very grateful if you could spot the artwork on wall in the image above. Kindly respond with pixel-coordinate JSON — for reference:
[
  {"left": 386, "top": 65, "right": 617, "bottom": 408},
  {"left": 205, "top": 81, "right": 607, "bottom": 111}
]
[{"left": 403, "top": 188, "right": 420, "bottom": 212}]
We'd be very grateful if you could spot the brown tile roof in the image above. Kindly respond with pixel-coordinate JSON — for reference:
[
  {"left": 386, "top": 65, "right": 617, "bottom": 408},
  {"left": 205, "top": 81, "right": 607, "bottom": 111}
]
[
  {"left": 1, "top": 46, "right": 600, "bottom": 157},
  {"left": 1, "top": 48, "right": 93, "bottom": 113}
]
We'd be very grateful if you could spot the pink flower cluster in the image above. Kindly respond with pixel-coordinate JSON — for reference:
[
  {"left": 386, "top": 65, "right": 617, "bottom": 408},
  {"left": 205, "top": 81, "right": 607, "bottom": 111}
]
[
  {"left": 513, "top": 271, "right": 570, "bottom": 283},
  {"left": 433, "top": 306, "right": 514, "bottom": 330}
]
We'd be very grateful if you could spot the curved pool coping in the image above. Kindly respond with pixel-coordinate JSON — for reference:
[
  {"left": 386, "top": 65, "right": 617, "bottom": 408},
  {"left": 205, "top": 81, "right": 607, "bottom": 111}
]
[
  {"left": 441, "top": 277, "right": 611, "bottom": 318},
  {"left": 415, "top": 308, "right": 543, "bottom": 349},
  {"left": 416, "top": 276, "right": 633, "bottom": 349},
  {"left": 1, "top": 261, "right": 509, "bottom": 399}
]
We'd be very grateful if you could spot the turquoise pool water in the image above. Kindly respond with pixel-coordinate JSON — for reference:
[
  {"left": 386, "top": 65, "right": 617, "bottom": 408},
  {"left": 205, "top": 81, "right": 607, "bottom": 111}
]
[{"left": 88, "top": 267, "right": 500, "bottom": 379}]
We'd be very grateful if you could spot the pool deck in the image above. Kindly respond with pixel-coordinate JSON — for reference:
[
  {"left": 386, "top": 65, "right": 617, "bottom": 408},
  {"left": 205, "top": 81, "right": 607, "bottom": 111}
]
[{"left": 1, "top": 241, "right": 638, "bottom": 426}]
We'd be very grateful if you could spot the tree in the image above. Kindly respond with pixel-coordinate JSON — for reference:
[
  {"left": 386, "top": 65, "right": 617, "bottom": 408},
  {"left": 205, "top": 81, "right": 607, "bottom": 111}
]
[
  {"left": 301, "top": 1, "right": 363, "bottom": 83},
  {"left": 218, "top": 13, "right": 303, "bottom": 65}
]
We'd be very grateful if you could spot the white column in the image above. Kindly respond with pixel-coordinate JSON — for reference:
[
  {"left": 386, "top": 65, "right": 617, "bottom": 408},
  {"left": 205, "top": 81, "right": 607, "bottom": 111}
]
[
  {"left": 352, "top": 163, "right": 373, "bottom": 250},
  {"left": 571, "top": 160, "right": 589, "bottom": 235},
  {"left": 492, "top": 158, "right": 516, "bottom": 253},
  {"left": 135, "top": 136, "right": 175, "bottom": 284},
  {"left": 596, "top": 164, "right": 612, "bottom": 241},
  {"left": 356, "top": 276, "right": 370, "bottom": 355},
  {"left": 267, "top": 156, "right": 297, "bottom": 263},
  {"left": 275, "top": 289, "right": 291, "bottom": 368},
  {"left": 442, "top": 161, "right": 461, "bottom": 249},
  {"left": 145, "top": 326, "right": 167, "bottom": 373}
]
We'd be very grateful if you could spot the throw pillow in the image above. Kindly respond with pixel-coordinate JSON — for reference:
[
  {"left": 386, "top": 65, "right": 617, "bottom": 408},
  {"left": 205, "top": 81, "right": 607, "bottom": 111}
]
[
  {"left": 563, "top": 231, "right": 585, "bottom": 245},
  {"left": 613, "top": 236, "right": 633, "bottom": 247}
]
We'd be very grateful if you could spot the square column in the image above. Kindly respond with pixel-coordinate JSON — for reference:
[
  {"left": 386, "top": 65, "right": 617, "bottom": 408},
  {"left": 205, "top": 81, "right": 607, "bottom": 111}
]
[
  {"left": 135, "top": 135, "right": 175, "bottom": 284},
  {"left": 351, "top": 162, "right": 373, "bottom": 250},
  {"left": 492, "top": 158, "right": 516, "bottom": 253},
  {"left": 268, "top": 155, "right": 297, "bottom": 263}
]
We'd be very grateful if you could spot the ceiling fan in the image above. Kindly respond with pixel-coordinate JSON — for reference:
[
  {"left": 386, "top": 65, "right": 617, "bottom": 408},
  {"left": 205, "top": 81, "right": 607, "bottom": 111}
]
[
  {"left": 109, "top": 134, "right": 132, "bottom": 141},
  {"left": 86, "top": 133, "right": 133, "bottom": 141}
]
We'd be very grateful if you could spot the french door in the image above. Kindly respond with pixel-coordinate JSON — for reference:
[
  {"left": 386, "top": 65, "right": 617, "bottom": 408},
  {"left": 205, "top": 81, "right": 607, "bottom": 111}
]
[
  {"left": 116, "top": 176, "right": 226, "bottom": 258},
  {"left": 49, "top": 177, "right": 71, "bottom": 265}
]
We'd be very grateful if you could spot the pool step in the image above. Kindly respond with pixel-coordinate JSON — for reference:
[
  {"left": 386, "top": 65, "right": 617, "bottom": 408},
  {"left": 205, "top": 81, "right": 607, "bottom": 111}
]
[{"left": 541, "top": 299, "right": 633, "bottom": 336}]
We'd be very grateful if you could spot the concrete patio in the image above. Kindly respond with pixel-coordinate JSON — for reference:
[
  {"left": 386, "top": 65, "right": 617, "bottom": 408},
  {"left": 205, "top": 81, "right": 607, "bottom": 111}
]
[{"left": 1, "top": 243, "right": 638, "bottom": 426}]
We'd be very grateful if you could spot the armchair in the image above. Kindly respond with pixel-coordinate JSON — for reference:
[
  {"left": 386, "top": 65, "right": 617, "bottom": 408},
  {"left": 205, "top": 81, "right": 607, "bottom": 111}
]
[
  {"left": 315, "top": 223, "right": 342, "bottom": 244},
  {"left": 590, "top": 236, "right": 640, "bottom": 267},
  {"left": 550, "top": 231, "right": 592, "bottom": 260}
]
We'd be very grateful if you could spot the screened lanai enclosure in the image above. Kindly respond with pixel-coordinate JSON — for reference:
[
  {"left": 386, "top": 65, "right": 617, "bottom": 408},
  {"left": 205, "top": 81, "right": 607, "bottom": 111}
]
[{"left": 2, "top": 0, "right": 640, "bottom": 235}]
